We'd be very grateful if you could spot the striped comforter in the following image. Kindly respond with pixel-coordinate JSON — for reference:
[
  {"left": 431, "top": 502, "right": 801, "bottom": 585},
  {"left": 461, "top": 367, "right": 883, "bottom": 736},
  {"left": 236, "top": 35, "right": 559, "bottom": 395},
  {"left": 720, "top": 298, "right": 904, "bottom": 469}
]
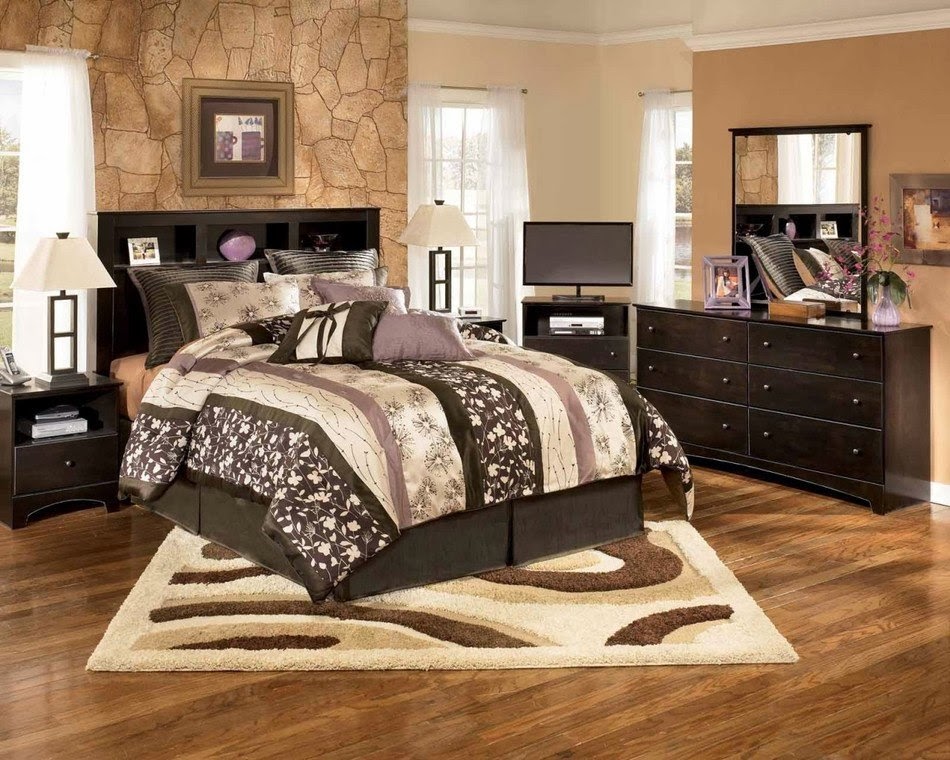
[{"left": 120, "top": 319, "right": 693, "bottom": 600}]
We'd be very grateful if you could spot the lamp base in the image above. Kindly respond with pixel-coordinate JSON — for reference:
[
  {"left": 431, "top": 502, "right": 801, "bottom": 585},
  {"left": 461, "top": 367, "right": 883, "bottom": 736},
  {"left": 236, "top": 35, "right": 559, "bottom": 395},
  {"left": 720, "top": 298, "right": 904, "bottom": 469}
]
[{"left": 33, "top": 371, "right": 93, "bottom": 389}]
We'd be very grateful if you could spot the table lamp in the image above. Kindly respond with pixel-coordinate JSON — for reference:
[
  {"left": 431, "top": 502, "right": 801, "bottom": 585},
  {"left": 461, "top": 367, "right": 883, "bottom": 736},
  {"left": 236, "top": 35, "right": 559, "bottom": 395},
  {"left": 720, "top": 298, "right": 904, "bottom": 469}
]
[
  {"left": 12, "top": 232, "right": 116, "bottom": 387},
  {"left": 399, "top": 200, "right": 477, "bottom": 312}
]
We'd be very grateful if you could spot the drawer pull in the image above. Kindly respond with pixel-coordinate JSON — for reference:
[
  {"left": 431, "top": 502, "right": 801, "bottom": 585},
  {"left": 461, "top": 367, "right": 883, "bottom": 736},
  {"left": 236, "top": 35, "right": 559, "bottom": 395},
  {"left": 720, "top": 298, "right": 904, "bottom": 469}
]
[
  {"left": 762, "top": 384, "right": 771, "bottom": 391},
  {"left": 65, "top": 460, "right": 76, "bottom": 468},
  {"left": 647, "top": 325, "right": 655, "bottom": 333},
  {"left": 721, "top": 423, "right": 730, "bottom": 430},
  {"left": 852, "top": 352, "right": 861, "bottom": 359},
  {"left": 647, "top": 364, "right": 655, "bottom": 372},
  {"left": 763, "top": 341, "right": 772, "bottom": 348},
  {"left": 762, "top": 431, "right": 771, "bottom": 439},
  {"left": 852, "top": 398, "right": 861, "bottom": 406},
  {"left": 721, "top": 377, "right": 730, "bottom": 384},
  {"left": 609, "top": 351, "right": 617, "bottom": 358},
  {"left": 852, "top": 448, "right": 861, "bottom": 456},
  {"left": 721, "top": 336, "right": 731, "bottom": 343}
]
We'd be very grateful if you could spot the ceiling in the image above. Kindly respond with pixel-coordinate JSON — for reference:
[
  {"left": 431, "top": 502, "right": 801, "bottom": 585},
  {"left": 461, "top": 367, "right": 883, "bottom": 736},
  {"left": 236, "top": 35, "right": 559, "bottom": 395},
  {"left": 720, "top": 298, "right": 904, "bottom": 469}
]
[{"left": 408, "top": 0, "right": 950, "bottom": 38}]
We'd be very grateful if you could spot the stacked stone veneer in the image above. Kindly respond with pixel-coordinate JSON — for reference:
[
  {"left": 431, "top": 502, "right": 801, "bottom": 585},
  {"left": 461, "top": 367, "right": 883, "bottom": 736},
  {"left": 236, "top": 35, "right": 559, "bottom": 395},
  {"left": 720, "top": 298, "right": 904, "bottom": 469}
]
[
  {"left": 734, "top": 134, "right": 777, "bottom": 206},
  {"left": 0, "top": 0, "right": 409, "bottom": 282}
]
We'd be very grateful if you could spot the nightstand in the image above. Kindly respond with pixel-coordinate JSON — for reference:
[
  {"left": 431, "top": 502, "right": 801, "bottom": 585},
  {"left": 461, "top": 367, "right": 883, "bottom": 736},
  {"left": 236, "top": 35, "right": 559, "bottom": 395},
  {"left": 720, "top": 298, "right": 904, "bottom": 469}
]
[
  {"left": 460, "top": 316, "right": 507, "bottom": 332},
  {"left": 0, "top": 374, "right": 122, "bottom": 529}
]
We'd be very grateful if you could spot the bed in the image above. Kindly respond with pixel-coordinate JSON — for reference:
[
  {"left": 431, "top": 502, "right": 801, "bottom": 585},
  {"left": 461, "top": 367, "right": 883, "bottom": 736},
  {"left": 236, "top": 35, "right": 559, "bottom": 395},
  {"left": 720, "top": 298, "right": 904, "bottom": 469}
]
[{"left": 96, "top": 209, "right": 693, "bottom": 602}]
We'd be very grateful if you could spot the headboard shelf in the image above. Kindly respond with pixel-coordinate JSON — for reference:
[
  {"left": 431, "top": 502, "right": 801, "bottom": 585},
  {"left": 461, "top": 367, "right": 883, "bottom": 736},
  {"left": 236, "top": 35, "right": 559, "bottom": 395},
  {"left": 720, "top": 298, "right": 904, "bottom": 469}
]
[{"left": 91, "top": 207, "right": 382, "bottom": 374}]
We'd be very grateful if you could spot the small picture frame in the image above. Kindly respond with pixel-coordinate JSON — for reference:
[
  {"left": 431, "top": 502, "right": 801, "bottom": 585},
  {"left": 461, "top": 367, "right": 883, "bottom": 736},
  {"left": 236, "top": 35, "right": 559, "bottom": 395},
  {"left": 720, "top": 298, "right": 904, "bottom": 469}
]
[
  {"left": 703, "top": 256, "right": 751, "bottom": 310},
  {"left": 819, "top": 220, "right": 839, "bottom": 239},
  {"left": 127, "top": 237, "right": 161, "bottom": 266}
]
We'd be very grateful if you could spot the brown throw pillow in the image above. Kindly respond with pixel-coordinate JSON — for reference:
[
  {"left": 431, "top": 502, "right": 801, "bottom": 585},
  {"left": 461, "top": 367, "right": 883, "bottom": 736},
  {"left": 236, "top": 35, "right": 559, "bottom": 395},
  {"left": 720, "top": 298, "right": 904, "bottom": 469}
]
[
  {"left": 372, "top": 313, "right": 475, "bottom": 362},
  {"left": 310, "top": 279, "right": 409, "bottom": 314},
  {"left": 269, "top": 302, "right": 388, "bottom": 365}
]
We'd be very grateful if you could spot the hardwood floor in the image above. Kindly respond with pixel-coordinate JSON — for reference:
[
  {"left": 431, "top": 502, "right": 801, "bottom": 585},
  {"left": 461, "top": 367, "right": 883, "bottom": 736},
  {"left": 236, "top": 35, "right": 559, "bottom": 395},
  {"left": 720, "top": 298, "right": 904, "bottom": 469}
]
[{"left": 0, "top": 467, "right": 947, "bottom": 759}]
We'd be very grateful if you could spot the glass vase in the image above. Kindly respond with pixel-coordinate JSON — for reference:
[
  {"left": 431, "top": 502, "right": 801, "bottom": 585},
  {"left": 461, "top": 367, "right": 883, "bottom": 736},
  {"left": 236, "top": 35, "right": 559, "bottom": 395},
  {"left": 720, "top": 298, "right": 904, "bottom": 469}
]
[{"left": 871, "top": 285, "right": 901, "bottom": 327}]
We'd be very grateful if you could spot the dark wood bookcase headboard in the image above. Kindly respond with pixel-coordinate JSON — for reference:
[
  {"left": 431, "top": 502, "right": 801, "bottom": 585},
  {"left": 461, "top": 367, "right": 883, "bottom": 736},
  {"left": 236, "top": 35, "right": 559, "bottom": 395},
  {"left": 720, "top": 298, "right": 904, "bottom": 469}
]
[{"left": 89, "top": 207, "right": 381, "bottom": 375}]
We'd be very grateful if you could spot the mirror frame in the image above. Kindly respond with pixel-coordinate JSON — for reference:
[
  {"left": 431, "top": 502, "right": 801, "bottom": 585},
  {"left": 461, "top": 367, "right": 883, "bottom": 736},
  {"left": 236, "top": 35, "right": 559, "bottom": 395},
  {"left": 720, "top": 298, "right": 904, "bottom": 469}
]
[{"left": 730, "top": 124, "right": 871, "bottom": 315}]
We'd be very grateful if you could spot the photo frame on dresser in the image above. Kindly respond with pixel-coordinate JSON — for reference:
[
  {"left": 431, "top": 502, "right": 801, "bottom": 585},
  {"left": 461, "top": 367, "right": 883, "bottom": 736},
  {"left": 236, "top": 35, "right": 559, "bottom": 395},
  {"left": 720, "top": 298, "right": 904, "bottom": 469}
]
[
  {"left": 181, "top": 79, "right": 294, "bottom": 196},
  {"left": 703, "top": 256, "right": 751, "bottom": 310}
]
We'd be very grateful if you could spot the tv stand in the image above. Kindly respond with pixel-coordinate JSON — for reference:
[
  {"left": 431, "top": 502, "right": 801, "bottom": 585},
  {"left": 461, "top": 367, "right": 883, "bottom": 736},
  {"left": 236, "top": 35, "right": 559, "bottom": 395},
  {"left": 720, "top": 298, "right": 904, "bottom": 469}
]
[
  {"left": 522, "top": 296, "right": 630, "bottom": 380},
  {"left": 551, "top": 286, "right": 605, "bottom": 303}
]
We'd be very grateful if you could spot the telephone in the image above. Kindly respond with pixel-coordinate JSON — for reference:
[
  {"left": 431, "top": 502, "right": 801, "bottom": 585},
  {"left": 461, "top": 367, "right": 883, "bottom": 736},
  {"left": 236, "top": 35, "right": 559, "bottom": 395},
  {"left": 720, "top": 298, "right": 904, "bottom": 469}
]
[{"left": 0, "top": 346, "right": 31, "bottom": 386}]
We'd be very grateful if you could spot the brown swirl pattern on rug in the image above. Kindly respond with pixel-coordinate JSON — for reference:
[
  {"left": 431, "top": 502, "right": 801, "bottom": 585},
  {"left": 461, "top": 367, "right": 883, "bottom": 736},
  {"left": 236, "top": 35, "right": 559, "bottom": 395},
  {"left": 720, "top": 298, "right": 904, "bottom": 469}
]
[
  {"left": 606, "top": 605, "right": 735, "bottom": 646},
  {"left": 173, "top": 635, "right": 340, "bottom": 651}
]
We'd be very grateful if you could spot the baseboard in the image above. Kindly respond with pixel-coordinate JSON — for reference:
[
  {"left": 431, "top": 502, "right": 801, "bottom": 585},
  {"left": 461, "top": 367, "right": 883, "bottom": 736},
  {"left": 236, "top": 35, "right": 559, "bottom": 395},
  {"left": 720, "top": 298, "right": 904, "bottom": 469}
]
[{"left": 931, "top": 481, "right": 950, "bottom": 507}]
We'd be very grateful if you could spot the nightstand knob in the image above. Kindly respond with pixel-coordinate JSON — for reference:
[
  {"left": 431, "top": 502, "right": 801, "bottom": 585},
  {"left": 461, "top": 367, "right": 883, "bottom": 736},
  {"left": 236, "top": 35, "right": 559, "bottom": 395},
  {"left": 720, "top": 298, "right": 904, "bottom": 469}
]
[
  {"left": 763, "top": 384, "right": 771, "bottom": 391},
  {"left": 647, "top": 364, "right": 655, "bottom": 371},
  {"left": 852, "top": 352, "right": 861, "bottom": 359},
  {"left": 721, "top": 336, "right": 730, "bottom": 343},
  {"left": 722, "top": 423, "right": 730, "bottom": 430},
  {"left": 647, "top": 325, "right": 655, "bottom": 333},
  {"left": 721, "top": 377, "right": 730, "bottom": 384},
  {"left": 763, "top": 341, "right": 772, "bottom": 348},
  {"left": 65, "top": 460, "right": 75, "bottom": 468},
  {"left": 852, "top": 448, "right": 861, "bottom": 455},
  {"left": 852, "top": 398, "right": 861, "bottom": 406},
  {"left": 762, "top": 431, "right": 771, "bottom": 439}
]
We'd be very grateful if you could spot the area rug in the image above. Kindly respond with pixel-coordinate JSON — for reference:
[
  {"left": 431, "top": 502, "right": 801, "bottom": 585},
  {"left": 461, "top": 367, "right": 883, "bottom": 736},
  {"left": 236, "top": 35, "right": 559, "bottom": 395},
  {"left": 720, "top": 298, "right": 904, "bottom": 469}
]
[{"left": 87, "top": 521, "right": 797, "bottom": 671}]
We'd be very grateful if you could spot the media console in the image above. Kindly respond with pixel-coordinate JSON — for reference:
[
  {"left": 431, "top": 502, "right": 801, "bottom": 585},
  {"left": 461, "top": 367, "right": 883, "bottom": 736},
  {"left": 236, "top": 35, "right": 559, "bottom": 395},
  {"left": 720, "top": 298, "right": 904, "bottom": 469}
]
[{"left": 522, "top": 296, "right": 630, "bottom": 379}]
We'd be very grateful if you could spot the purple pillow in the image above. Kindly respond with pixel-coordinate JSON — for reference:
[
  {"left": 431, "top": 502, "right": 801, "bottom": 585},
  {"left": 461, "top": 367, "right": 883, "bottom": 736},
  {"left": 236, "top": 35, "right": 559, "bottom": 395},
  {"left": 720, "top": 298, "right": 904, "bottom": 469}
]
[
  {"left": 372, "top": 313, "right": 475, "bottom": 362},
  {"left": 310, "top": 278, "right": 409, "bottom": 314}
]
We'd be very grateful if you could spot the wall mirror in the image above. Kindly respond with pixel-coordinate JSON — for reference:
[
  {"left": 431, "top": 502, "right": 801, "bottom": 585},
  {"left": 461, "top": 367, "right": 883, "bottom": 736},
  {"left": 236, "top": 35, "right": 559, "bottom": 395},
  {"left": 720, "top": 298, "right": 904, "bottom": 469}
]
[{"left": 731, "top": 124, "right": 870, "bottom": 315}]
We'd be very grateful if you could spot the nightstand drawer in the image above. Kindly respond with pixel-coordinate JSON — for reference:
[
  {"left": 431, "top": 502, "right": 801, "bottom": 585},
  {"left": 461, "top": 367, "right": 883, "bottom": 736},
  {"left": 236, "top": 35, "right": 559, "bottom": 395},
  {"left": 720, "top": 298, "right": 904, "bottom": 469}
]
[
  {"left": 749, "top": 324, "right": 882, "bottom": 380},
  {"left": 637, "top": 310, "right": 747, "bottom": 362},
  {"left": 15, "top": 434, "right": 118, "bottom": 496},
  {"left": 638, "top": 349, "right": 747, "bottom": 404},
  {"left": 524, "top": 336, "right": 629, "bottom": 369}
]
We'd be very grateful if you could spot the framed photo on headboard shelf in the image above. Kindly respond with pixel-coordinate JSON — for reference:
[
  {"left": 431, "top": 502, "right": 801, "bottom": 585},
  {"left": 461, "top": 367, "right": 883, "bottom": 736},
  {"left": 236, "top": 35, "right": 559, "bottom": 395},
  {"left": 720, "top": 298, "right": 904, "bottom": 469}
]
[{"left": 181, "top": 78, "right": 294, "bottom": 197}]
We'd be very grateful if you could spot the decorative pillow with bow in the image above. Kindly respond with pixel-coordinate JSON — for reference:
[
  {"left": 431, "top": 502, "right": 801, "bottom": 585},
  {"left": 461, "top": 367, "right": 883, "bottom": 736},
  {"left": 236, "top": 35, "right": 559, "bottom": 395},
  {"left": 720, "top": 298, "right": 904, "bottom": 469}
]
[{"left": 269, "top": 301, "right": 388, "bottom": 365}]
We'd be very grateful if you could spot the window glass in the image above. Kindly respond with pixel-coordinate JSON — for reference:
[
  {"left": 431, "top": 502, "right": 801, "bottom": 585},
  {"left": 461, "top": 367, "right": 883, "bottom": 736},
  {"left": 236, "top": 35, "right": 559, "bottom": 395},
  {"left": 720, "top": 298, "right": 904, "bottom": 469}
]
[
  {"left": 0, "top": 73, "right": 22, "bottom": 348},
  {"left": 674, "top": 107, "right": 692, "bottom": 301}
]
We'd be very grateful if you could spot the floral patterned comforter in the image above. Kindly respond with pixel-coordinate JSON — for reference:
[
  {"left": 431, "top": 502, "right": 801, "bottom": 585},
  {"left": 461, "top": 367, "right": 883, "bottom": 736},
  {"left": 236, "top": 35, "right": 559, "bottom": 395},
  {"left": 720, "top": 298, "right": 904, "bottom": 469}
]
[{"left": 120, "top": 319, "right": 693, "bottom": 600}]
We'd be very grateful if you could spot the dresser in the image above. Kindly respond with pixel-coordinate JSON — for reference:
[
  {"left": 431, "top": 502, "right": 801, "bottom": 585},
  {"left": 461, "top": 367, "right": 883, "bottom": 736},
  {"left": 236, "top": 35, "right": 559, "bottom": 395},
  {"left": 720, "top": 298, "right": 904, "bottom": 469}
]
[{"left": 635, "top": 302, "right": 931, "bottom": 514}]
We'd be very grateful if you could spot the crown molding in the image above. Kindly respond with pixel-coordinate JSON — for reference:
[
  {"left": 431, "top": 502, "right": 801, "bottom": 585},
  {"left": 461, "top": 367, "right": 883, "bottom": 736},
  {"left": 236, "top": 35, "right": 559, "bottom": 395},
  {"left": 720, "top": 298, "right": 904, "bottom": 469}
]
[
  {"left": 687, "top": 8, "right": 950, "bottom": 51},
  {"left": 598, "top": 24, "right": 692, "bottom": 46},
  {"left": 407, "top": 19, "right": 598, "bottom": 45}
]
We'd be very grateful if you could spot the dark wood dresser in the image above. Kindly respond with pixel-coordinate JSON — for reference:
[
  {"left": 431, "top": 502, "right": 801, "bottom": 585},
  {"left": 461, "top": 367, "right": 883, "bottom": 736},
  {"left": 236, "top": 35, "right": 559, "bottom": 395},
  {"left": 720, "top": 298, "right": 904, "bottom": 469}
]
[{"left": 635, "top": 301, "right": 931, "bottom": 513}]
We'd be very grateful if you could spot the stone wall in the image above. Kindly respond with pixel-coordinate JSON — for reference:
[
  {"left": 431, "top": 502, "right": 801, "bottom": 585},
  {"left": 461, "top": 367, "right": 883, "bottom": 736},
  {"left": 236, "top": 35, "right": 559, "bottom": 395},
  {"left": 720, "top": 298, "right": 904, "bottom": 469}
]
[
  {"left": 0, "top": 0, "right": 409, "bottom": 282},
  {"left": 734, "top": 134, "right": 777, "bottom": 205}
]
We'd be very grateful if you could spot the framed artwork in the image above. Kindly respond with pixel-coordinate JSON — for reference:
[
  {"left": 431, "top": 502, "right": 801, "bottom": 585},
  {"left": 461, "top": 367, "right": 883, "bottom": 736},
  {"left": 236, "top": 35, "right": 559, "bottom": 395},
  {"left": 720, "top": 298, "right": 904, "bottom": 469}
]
[
  {"left": 890, "top": 173, "right": 950, "bottom": 266},
  {"left": 819, "top": 220, "right": 838, "bottom": 239},
  {"left": 127, "top": 237, "right": 161, "bottom": 266},
  {"left": 703, "top": 256, "right": 751, "bottom": 310},
  {"left": 181, "top": 79, "right": 294, "bottom": 196}
]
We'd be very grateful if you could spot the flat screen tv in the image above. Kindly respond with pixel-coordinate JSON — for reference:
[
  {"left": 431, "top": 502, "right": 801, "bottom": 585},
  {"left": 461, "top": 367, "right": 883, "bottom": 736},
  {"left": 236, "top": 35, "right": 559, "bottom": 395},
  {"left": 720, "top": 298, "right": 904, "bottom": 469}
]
[{"left": 523, "top": 222, "right": 633, "bottom": 296}]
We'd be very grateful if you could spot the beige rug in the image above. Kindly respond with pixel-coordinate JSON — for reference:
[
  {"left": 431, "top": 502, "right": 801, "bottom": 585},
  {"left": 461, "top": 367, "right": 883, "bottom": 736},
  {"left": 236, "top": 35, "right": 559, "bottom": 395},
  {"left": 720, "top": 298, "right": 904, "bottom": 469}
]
[{"left": 87, "top": 522, "right": 797, "bottom": 671}]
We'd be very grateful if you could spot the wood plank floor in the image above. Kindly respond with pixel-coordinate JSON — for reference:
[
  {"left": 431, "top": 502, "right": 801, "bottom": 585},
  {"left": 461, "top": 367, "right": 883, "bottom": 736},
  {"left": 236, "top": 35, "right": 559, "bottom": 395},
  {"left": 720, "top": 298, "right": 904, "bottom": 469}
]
[{"left": 0, "top": 467, "right": 947, "bottom": 759}]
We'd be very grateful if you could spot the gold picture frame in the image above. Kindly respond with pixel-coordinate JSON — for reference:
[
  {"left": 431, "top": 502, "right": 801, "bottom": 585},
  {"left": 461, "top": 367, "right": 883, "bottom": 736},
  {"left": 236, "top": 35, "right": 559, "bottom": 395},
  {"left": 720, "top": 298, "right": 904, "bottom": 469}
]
[{"left": 181, "top": 79, "right": 294, "bottom": 196}]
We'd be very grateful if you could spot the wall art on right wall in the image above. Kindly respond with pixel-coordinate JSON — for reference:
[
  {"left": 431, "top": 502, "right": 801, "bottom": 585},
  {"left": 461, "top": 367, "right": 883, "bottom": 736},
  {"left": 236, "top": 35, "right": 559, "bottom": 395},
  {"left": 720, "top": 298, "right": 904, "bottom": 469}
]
[{"left": 891, "top": 174, "right": 950, "bottom": 266}]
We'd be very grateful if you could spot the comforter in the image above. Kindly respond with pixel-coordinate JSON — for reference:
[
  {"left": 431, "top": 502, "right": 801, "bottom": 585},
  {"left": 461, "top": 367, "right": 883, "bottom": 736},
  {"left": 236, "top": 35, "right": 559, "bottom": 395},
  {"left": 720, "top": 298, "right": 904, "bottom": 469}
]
[{"left": 120, "top": 319, "right": 693, "bottom": 600}]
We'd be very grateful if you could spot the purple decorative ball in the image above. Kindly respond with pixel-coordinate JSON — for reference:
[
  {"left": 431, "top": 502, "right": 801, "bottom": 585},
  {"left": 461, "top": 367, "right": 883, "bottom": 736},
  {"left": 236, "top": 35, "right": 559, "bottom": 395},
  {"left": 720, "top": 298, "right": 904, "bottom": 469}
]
[{"left": 217, "top": 229, "right": 256, "bottom": 261}]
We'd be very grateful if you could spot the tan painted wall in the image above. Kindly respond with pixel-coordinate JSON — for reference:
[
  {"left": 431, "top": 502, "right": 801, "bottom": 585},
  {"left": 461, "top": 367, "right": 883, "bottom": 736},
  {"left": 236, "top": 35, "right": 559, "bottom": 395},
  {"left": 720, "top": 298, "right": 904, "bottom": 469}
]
[
  {"left": 693, "top": 29, "right": 950, "bottom": 484},
  {"left": 0, "top": 0, "right": 409, "bottom": 282}
]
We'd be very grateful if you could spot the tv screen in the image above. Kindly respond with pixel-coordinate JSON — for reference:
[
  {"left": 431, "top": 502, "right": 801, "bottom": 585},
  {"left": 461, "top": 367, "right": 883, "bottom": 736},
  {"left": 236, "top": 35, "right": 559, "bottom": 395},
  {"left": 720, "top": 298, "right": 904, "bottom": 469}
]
[{"left": 523, "top": 222, "right": 633, "bottom": 286}]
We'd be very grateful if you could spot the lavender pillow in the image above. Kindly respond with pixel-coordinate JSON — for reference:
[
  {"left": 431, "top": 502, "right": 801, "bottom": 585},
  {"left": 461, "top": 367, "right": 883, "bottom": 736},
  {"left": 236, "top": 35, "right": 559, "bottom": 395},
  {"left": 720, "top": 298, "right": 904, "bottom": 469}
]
[
  {"left": 373, "top": 313, "right": 475, "bottom": 362},
  {"left": 310, "top": 278, "right": 409, "bottom": 314}
]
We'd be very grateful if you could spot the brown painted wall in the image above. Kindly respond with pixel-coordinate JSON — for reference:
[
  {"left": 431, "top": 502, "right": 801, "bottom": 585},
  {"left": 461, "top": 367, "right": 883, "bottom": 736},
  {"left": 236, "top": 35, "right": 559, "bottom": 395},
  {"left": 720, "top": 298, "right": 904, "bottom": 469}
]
[
  {"left": 693, "top": 29, "right": 950, "bottom": 484},
  {"left": 0, "top": 0, "right": 409, "bottom": 282}
]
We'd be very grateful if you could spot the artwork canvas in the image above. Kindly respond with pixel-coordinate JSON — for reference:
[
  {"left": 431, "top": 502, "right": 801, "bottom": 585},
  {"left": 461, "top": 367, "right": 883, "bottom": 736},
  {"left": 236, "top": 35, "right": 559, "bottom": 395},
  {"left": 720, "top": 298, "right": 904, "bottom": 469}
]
[
  {"left": 703, "top": 256, "right": 751, "bottom": 310},
  {"left": 127, "top": 237, "right": 161, "bottom": 266},
  {"left": 214, "top": 114, "right": 265, "bottom": 163},
  {"left": 891, "top": 174, "right": 950, "bottom": 266}
]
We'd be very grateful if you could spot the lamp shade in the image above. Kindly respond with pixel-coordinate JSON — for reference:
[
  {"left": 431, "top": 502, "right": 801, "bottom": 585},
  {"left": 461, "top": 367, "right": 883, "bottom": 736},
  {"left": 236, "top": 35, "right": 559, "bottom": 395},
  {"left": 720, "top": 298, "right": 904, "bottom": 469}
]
[
  {"left": 399, "top": 200, "right": 477, "bottom": 248},
  {"left": 12, "top": 233, "right": 116, "bottom": 292}
]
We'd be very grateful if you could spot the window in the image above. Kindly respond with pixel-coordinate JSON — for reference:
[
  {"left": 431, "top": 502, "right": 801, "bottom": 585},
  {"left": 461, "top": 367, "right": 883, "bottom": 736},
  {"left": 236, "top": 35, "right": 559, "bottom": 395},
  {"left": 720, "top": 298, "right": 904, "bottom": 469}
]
[
  {"left": 424, "top": 98, "right": 489, "bottom": 309},
  {"left": 673, "top": 100, "right": 692, "bottom": 301},
  {"left": 0, "top": 70, "right": 21, "bottom": 348}
]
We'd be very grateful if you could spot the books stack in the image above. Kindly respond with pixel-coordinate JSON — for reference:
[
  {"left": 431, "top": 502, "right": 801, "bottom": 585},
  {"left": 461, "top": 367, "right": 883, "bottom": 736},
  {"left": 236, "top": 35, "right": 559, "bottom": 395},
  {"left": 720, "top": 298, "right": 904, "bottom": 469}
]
[{"left": 18, "top": 405, "right": 88, "bottom": 440}]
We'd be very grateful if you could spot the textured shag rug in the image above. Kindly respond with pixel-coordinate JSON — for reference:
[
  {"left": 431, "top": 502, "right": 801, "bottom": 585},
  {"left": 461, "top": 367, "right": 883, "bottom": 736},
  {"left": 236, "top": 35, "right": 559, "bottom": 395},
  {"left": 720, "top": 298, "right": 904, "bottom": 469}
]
[{"left": 87, "top": 522, "right": 797, "bottom": 671}]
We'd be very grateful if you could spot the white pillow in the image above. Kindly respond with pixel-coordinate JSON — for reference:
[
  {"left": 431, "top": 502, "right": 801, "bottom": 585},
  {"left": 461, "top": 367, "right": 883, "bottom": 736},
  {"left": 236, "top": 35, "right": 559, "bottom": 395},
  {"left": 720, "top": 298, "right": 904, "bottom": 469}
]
[
  {"left": 263, "top": 269, "right": 374, "bottom": 308},
  {"left": 807, "top": 247, "right": 844, "bottom": 278}
]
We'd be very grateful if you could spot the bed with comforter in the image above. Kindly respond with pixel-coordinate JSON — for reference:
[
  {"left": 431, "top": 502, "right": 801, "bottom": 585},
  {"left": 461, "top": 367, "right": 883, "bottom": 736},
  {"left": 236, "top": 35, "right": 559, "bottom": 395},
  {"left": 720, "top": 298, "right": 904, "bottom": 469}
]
[{"left": 119, "top": 318, "right": 693, "bottom": 601}]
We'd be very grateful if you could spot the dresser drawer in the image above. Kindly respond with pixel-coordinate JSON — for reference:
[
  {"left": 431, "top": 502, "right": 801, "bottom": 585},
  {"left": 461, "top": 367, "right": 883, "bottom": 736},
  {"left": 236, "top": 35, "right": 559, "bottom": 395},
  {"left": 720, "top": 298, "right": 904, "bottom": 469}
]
[
  {"left": 637, "top": 310, "right": 747, "bottom": 362},
  {"left": 749, "top": 366, "right": 882, "bottom": 428},
  {"left": 524, "top": 336, "right": 628, "bottom": 369},
  {"left": 749, "top": 323, "right": 881, "bottom": 380},
  {"left": 638, "top": 349, "right": 747, "bottom": 404},
  {"left": 15, "top": 434, "right": 118, "bottom": 496},
  {"left": 749, "top": 410, "right": 882, "bottom": 482},
  {"left": 640, "top": 389, "right": 748, "bottom": 455}
]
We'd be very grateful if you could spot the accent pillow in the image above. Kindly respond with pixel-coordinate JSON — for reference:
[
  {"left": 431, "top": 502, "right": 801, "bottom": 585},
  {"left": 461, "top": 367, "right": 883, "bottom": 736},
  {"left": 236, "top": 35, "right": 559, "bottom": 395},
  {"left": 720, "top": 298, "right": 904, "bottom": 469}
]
[
  {"left": 805, "top": 247, "right": 845, "bottom": 278},
  {"left": 263, "top": 270, "right": 374, "bottom": 308},
  {"left": 167, "top": 279, "right": 299, "bottom": 342},
  {"left": 792, "top": 250, "right": 817, "bottom": 286},
  {"left": 740, "top": 234, "right": 806, "bottom": 297},
  {"left": 373, "top": 313, "right": 475, "bottom": 362},
  {"left": 129, "top": 261, "right": 259, "bottom": 368},
  {"left": 269, "top": 302, "right": 388, "bottom": 364},
  {"left": 824, "top": 238, "right": 861, "bottom": 267},
  {"left": 264, "top": 248, "right": 379, "bottom": 275},
  {"left": 310, "top": 279, "right": 409, "bottom": 314}
]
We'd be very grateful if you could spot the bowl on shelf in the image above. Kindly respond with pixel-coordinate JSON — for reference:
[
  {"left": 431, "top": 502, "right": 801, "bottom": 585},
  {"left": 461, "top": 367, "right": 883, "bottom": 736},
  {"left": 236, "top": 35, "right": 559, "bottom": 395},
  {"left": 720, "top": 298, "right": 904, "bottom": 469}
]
[
  {"left": 217, "top": 229, "right": 257, "bottom": 261},
  {"left": 305, "top": 233, "right": 339, "bottom": 252}
]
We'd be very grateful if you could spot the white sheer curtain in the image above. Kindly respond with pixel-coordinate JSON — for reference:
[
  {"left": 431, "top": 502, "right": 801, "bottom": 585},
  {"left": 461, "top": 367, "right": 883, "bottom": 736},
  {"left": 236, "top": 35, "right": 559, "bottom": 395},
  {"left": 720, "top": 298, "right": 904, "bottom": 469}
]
[
  {"left": 14, "top": 46, "right": 95, "bottom": 374},
  {"left": 485, "top": 86, "right": 529, "bottom": 339},
  {"left": 778, "top": 133, "right": 814, "bottom": 204},
  {"left": 406, "top": 82, "right": 442, "bottom": 314},
  {"left": 836, "top": 132, "right": 860, "bottom": 204},
  {"left": 633, "top": 90, "right": 675, "bottom": 305}
]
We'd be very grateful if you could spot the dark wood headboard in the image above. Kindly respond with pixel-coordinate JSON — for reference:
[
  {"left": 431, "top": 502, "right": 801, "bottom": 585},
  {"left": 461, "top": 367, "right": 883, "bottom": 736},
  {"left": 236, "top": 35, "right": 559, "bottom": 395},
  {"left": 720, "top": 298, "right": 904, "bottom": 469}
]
[{"left": 89, "top": 208, "right": 381, "bottom": 374}]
